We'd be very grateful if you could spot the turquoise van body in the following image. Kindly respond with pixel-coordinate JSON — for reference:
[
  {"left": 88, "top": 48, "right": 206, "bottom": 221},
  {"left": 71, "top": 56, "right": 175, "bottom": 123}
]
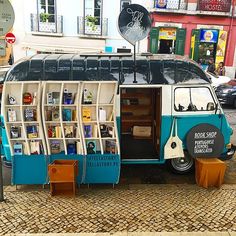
[{"left": 1, "top": 54, "right": 234, "bottom": 183}]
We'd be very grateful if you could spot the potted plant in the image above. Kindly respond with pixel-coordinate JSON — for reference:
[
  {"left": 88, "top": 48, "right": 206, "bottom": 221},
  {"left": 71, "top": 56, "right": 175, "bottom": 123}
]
[
  {"left": 40, "top": 12, "right": 50, "bottom": 23},
  {"left": 85, "top": 15, "right": 98, "bottom": 31}
]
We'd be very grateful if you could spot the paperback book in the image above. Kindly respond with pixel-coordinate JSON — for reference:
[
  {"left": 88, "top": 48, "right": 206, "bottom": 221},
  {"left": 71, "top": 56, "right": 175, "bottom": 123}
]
[
  {"left": 67, "top": 143, "right": 76, "bottom": 155},
  {"left": 26, "top": 125, "right": 38, "bottom": 139},
  {"left": 10, "top": 126, "right": 21, "bottom": 138},
  {"left": 105, "top": 140, "right": 116, "bottom": 154},
  {"left": 24, "top": 108, "right": 37, "bottom": 121},
  {"left": 14, "top": 143, "right": 23, "bottom": 155},
  {"left": 64, "top": 125, "right": 74, "bottom": 138},
  {"left": 30, "top": 141, "right": 40, "bottom": 155},
  {"left": 82, "top": 107, "right": 91, "bottom": 121},
  {"left": 62, "top": 108, "right": 72, "bottom": 121},
  {"left": 8, "top": 109, "right": 16, "bottom": 122},
  {"left": 86, "top": 140, "right": 96, "bottom": 154},
  {"left": 84, "top": 125, "right": 92, "bottom": 138},
  {"left": 52, "top": 107, "right": 60, "bottom": 121},
  {"left": 50, "top": 140, "right": 61, "bottom": 154}
]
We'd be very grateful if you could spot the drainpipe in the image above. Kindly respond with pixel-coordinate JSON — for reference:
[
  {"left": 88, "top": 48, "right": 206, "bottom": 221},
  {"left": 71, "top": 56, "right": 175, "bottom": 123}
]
[{"left": 225, "top": 0, "right": 235, "bottom": 66}]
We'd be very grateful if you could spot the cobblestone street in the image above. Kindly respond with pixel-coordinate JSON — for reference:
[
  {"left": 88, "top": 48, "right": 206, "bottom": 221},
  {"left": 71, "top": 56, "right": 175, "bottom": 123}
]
[{"left": 1, "top": 184, "right": 236, "bottom": 235}]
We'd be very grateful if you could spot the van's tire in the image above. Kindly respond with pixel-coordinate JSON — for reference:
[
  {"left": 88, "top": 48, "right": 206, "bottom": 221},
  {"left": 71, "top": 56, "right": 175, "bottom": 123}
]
[{"left": 167, "top": 151, "right": 194, "bottom": 175}]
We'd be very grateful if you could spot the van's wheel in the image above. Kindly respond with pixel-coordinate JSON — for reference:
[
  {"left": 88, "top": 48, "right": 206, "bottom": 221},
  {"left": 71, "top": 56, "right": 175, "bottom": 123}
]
[{"left": 167, "top": 151, "right": 194, "bottom": 175}]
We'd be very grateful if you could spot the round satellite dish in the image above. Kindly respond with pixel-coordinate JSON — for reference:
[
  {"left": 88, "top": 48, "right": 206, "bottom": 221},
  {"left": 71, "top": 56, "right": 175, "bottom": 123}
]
[
  {"left": 0, "top": 0, "right": 15, "bottom": 36},
  {"left": 118, "top": 4, "right": 152, "bottom": 45}
]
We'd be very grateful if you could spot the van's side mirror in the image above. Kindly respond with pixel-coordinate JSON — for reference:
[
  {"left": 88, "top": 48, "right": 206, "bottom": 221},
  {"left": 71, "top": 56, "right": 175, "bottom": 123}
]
[{"left": 206, "top": 102, "right": 215, "bottom": 111}]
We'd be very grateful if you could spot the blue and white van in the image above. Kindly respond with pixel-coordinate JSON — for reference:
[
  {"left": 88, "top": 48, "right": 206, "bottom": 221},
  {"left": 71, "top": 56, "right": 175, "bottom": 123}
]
[{"left": 1, "top": 54, "right": 234, "bottom": 185}]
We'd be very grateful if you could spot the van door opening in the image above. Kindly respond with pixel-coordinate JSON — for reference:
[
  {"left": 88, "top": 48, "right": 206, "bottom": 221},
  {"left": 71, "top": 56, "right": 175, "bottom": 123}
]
[{"left": 120, "top": 87, "right": 162, "bottom": 160}]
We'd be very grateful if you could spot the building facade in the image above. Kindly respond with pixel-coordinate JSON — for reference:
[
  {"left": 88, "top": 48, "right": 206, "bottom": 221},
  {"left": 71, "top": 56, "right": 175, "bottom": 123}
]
[
  {"left": 7, "top": 0, "right": 152, "bottom": 63},
  {"left": 149, "top": 0, "right": 236, "bottom": 78}
]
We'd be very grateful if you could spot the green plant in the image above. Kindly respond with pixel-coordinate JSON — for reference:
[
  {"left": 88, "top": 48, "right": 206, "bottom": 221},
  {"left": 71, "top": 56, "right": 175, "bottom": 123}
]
[
  {"left": 85, "top": 15, "right": 98, "bottom": 31},
  {"left": 40, "top": 13, "right": 50, "bottom": 23}
]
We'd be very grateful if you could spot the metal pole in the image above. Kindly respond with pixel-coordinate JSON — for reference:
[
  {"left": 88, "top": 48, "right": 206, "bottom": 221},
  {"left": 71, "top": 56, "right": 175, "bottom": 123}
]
[
  {"left": 0, "top": 156, "right": 4, "bottom": 202},
  {"left": 133, "top": 43, "right": 137, "bottom": 83}
]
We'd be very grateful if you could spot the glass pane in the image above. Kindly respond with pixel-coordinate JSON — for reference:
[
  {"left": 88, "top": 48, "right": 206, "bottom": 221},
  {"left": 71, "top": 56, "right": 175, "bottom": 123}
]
[
  {"left": 48, "top": 6, "right": 55, "bottom": 14},
  {"left": 191, "top": 88, "right": 215, "bottom": 111},
  {"left": 48, "top": 0, "right": 54, "bottom": 6},
  {"left": 95, "top": 0, "right": 101, "bottom": 8},
  {"left": 48, "top": 14, "right": 55, "bottom": 22},
  {"left": 174, "top": 88, "right": 190, "bottom": 111},
  {"left": 94, "top": 9, "right": 100, "bottom": 17},
  {"left": 40, "top": 0, "right": 46, "bottom": 5}
]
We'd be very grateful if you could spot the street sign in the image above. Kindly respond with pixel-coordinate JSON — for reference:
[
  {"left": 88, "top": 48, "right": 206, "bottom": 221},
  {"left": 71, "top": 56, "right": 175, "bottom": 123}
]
[
  {"left": 0, "top": 39, "right": 6, "bottom": 56},
  {"left": 0, "top": 0, "right": 15, "bottom": 36},
  {"left": 118, "top": 4, "right": 152, "bottom": 45},
  {"left": 5, "top": 32, "right": 16, "bottom": 44}
]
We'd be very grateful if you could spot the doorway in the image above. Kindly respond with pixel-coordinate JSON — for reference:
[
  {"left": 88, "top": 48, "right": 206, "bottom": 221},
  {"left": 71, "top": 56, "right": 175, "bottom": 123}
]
[
  {"left": 120, "top": 87, "right": 162, "bottom": 160},
  {"left": 159, "top": 39, "right": 174, "bottom": 54}
]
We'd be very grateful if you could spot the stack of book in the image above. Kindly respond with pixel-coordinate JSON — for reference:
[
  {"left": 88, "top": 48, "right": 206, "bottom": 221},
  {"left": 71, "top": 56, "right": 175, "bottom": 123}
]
[
  {"left": 50, "top": 140, "right": 61, "bottom": 154},
  {"left": 62, "top": 108, "right": 76, "bottom": 121},
  {"left": 24, "top": 108, "right": 37, "bottom": 121}
]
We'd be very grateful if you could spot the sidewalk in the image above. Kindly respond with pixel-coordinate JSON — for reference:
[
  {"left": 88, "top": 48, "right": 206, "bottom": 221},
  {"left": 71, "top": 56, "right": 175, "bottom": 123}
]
[
  {"left": 4, "top": 232, "right": 236, "bottom": 236},
  {"left": 1, "top": 184, "right": 236, "bottom": 235}
]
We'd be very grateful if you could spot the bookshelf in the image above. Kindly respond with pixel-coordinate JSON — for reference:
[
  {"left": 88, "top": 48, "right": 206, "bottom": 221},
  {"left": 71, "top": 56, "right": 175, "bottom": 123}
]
[
  {"left": 42, "top": 81, "right": 83, "bottom": 155},
  {"left": 2, "top": 81, "right": 47, "bottom": 156},
  {"left": 79, "top": 81, "right": 120, "bottom": 155},
  {"left": 120, "top": 88, "right": 153, "bottom": 137}
]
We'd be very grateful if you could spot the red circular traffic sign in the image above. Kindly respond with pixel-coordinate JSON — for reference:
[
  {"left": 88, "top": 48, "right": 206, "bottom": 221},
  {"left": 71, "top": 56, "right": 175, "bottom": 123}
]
[{"left": 5, "top": 32, "right": 16, "bottom": 44}]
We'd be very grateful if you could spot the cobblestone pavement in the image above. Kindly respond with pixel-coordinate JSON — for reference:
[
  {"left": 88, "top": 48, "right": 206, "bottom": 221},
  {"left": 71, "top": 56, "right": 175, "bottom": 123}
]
[{"left": 1, "top": 184, "right": 236, "bottom": 235}]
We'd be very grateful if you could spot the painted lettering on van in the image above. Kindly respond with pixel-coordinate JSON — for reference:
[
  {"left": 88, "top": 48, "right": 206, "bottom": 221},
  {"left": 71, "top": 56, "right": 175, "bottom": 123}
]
[{"left": 194, "top": 132, "right": 217, "bottom": 139}]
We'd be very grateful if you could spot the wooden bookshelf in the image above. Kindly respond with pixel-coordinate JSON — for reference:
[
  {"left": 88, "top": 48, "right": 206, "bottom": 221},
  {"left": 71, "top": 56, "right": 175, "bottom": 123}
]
[
  {"left": 42, "top": 81, "right": 83, "bottom": 155},
  {"left": 79, "top": 81, "right": 120, "bottom": 155},
  {"left": 2, "top": 81, "right": 47, "bottom": 156}
]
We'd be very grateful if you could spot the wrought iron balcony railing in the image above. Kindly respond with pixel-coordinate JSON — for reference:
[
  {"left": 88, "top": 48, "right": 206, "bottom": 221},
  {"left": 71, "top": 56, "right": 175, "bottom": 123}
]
[
  {"left": 30, "top": 13, "right": 63, "bottom": 34},
  {"left": 77, "top": 16, "right": 108, "bottom": 36},
  {"left": 154, "top": 0, "right": 188, "bottom": 11}
]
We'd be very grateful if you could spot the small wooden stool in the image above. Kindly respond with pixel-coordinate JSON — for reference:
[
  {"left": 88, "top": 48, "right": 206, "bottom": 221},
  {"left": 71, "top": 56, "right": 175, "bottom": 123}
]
[{"left": 195, "top": 158, "right": 226, "bottom": 188}]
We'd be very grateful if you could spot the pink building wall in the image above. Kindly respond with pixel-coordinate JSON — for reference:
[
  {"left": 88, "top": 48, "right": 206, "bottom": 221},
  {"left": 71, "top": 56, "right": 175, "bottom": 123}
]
[{"left": 151, "top": 13, "right": 236, "bottom": 66}]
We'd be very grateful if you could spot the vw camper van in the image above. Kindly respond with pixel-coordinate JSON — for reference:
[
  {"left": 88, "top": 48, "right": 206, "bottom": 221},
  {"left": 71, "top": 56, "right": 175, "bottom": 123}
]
[{"left": 1, "top": 54, "right": 234, "bottom": 185}]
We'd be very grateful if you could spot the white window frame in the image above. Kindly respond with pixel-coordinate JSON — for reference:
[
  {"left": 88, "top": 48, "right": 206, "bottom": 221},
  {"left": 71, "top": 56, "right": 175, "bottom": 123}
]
[{"left": 38, "top": 0, "right": 56, "bottom": 23}]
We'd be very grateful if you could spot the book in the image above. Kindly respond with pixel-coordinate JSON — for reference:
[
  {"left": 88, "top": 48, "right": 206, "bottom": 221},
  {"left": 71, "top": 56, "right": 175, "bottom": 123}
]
[
  {"left": 62, "top": 108, "right": 72, "bottom": 121},
  {"left": 30, "top": 141, "right": 40, "bottom": 155},
  {"left": 52, "top": 92, "right": 60, "bottom": 104},
  {"left": 86, "top": 140, "right": 96, "bottom": 154},
  {"left": 14, "top": 143, "right": 23, "bottom": 155},
  {"left": 99, "top": 108, "right": 106, "bottom": 121},
  {"left": 105, "top": 140, "right": 116, "bottom": 154},
  {"left": 23, "top": 92, "right": 33, "bottom": 105},
  {"left": 47, "top": 92, "right": 53, "bottom": 104},
  {"left": 76, "top": 140, "right": 83, "bottom": 154},
  {"left": 8, "top": 109, "right": 16, "bottom": 122},
  {"left": 67, "top": 143, "right": 76, "bottom": 155},
  {"left": 84, "top": 125, "right": 92, "bottom": 138},
  {"left": 63, "top": 91, "right": 73, "bottom": 104},
  {"left": 83, "top": 89, "right": 93, "bottom": 104},
  {"left": 50, "top": 140, "right": 61, "bottom": 154},
  {"left": 45, "top": 108, "right": 52, "bottom": 121},
  {"left": 24, "top": 108, "right": 37, "bottom": 121},
  {"left": 82, "top": 107, "right": 91, "bottom": 121},
  {"left": 26, "top": 125, "right": 38, "bottom": 139},
  {"left": 64, "top": 125, "right": 74, "bottom": 138},
  {"left": 52, "top": 107, "right": 60, "bottom": 121},
  {"left": 8, "top": 94, "right": 17, "bottom": 105},
  {"left": 10, "top": 126, "right": 21, "bottom": 138},
  {"left": 100, "top": 124, "right": 113, "bottom": 138},
  {"left": 93, "top": 124, "right": 98, "bottom": 138}
]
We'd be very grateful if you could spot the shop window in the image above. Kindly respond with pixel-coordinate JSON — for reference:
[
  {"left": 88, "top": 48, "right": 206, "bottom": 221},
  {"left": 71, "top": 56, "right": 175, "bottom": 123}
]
[
  {"left": 120, "top": 0, "right": 131, "bottom": 11},
  {"left": 38, "top": 0, "right": 56, "bottom": 23},
  {"left": 174, "top": 87, "right": 215, "bottom": 112}
]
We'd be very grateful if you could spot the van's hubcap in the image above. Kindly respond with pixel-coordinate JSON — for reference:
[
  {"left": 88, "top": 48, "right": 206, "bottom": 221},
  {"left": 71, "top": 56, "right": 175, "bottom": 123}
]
[{"left": 171, "top": 154, "right": 194, "bottom": 172}]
